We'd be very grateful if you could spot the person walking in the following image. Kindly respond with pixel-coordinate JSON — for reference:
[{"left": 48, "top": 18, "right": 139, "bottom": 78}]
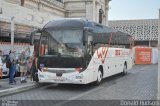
[
  {"left": 31, "top": 52, "right": 38, "bottom": 82},
  {"left": 19, "top": 51, "right": 27, "bottom": 83},
  {"left": 9, "top": 49, "right": 16, "bottom": 84}
]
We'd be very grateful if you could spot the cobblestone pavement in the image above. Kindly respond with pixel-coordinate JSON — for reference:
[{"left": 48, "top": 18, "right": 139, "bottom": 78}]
[{"left": 0, "top": 64, "right": 158, "bottom": 106}]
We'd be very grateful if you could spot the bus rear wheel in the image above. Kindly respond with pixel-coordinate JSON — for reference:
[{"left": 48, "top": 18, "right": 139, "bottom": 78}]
[
  {"left": 94, "top": 69, "right": 103, "bottom": 85},
  {"left": 122, "top": 63, "right": 127, "bottom": 75}
]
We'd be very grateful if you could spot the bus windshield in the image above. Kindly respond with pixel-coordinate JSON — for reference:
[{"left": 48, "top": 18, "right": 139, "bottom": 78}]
[
  {"left": 48, "top": 30, "right": 82, "bottom": 43},
  {"left": 41, "top": 29, "right": 84, "bottom": 57}
]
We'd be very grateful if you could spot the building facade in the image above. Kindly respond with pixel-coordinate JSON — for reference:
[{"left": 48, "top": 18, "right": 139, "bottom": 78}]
[
  {"left": 109, "top": 19, "right": 158, "bottom": 47},
  {"left": 0, "top": 0, "right": 111, "bottom": 43},
  {"left": 0, "top": 0, "right": 110, "bottom": 27},
  {"left": 64, "top": 0, "right": 110, "bottom": 25}
]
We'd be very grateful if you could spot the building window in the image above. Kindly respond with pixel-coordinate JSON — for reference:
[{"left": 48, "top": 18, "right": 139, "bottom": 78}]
[
  {"left": 99, "top": 9, "right": 104, "bottom": 24},
  {"left": 21, "top": 0, "right": 25, "bottom": 6}
]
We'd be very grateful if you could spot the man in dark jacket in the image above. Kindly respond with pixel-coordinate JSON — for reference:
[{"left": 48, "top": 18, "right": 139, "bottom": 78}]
[{"left": 9, "top": 49, "right": 16, "bottom": 84}]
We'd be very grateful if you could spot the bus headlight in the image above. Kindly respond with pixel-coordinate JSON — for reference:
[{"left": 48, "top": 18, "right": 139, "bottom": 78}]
[
  {"left": 39, "top": 74, "right": 45, "bottom": 78},
  {"left": 75, "top": 67, "right": 83, "bottom": 72},
  {"left": 76, "top": 74, "right": 83, "bottom": 79}
]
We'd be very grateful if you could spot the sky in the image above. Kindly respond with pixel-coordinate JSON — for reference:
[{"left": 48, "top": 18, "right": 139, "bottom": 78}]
[{"left": 108, "top": 0, "right": 160, "bottom": 20}]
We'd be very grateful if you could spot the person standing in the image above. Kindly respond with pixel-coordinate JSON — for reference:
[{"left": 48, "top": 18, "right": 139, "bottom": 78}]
[
  {"left": 8, "top": 50, "right": 11, "bottom": 80},
  {"left": 31, "top": 52, "right": 38, "bottom": 82},
  {"left": 0, "top": 50, "right": 3, "bottom": 79},
  {"left": 19, "top": 51, "right": 27, "bottom": 83},
  {"left": 9, "top": 49, "right": 16, "bottom": 84},
  {"left": 26, "top": 56, "right": 33, "bottom": 81}
]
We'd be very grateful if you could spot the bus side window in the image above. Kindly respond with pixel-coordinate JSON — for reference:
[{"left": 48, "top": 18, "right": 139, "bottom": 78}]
[
  {"left": 40, "top": 35, "right": 48, "bottom": 55},
  {"left": 40, "top": 44, "right": 45, "bottom": 56},
  {"left": 48, "top": 37, "right": 58, "bottom": 55},
  {"left": 44, "top": 44, "right": 48, "bottom": 55}
]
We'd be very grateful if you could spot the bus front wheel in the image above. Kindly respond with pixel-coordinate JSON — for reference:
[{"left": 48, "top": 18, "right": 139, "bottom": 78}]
[{"left": 94, "top": 69, "right": 103, "bottom": 85}]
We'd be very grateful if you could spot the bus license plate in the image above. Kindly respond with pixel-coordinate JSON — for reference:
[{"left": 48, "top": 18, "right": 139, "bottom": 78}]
[{"left": 54, "top": 77, "right": 66, "bottom": 81}]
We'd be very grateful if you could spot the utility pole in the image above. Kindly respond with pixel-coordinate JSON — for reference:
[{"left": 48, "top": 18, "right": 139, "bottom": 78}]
[{"left": 11, "top": 16, "right": 15, "bottom": 50}]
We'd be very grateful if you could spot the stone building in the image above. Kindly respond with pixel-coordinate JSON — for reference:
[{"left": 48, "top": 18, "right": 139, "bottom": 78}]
[
  {"left": 0, "top": 0, "right": 110, "bottom": 27},
  {"left": 64, "top": 0, "right": 110, "bottom": 25},
  {"left": 0, "top": 0, "right": 111, "bottom": 43}
]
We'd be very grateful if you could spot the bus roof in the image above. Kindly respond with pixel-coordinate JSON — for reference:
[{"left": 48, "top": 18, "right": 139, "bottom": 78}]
[
  {"left": 43, "top": 19, "right": 132, "bottom": 45},
  {"left": 43, "top": 19, "right": 87, "bottom": 30}
]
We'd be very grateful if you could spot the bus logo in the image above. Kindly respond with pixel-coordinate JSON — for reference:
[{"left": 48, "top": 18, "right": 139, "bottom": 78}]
[
  {"left": 97, "top": 47, "right": 109, "bottom": 64},
  {"left": 115, "top": 50, "right": 121, "bottom": 56}
]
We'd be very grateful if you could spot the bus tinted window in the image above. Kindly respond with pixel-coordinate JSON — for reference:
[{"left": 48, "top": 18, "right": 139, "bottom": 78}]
[{"left": 46, "top": 30, "right": 83, "bottom": 44}]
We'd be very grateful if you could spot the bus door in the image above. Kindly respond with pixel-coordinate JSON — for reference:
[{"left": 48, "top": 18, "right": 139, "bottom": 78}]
[
  {"left": 30, "top": 29, "right": 41, "bottom": 56},
  {"left": 40, "top": 34, "right": 48, "bottom": 56}
]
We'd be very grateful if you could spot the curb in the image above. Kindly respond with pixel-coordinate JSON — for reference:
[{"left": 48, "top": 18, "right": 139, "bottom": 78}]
[{"left": 0, "top": 83, "right": 39, "bottom": 97}]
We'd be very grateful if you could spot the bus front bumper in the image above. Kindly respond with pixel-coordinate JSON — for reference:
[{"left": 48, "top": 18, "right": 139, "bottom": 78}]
[{"left": 38, "top": 70, "right": 86, "bottom": 84}]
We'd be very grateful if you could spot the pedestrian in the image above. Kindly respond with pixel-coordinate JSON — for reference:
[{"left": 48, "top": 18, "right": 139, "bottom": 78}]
[
  {"left": 9, "top": 49, "right": 17, "bottom": 84},
  {"left": 31, "top": 52, "right": 38, "bottom": 82},
  {"left": 19, "top": 51, "right": 27, "bottom": 83},
  {"left": 7, "top": 50, "right": 11, "bottom": 79},
  {"left": 0, "top": 50, "right": 3, "bottom": 79},
  {"left": 26, "top": 56, "right": 33, "bottom": 81}
]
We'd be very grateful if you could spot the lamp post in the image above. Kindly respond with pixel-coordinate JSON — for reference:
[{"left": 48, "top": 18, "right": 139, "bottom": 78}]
[{"left": 11, "top": 16, "right": 15, "bottom": 50}]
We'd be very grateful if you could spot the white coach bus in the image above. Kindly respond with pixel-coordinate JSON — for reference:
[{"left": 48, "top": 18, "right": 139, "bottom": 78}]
[{"left": 31, "top": 18, "right": 133, "bottom": 85}]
